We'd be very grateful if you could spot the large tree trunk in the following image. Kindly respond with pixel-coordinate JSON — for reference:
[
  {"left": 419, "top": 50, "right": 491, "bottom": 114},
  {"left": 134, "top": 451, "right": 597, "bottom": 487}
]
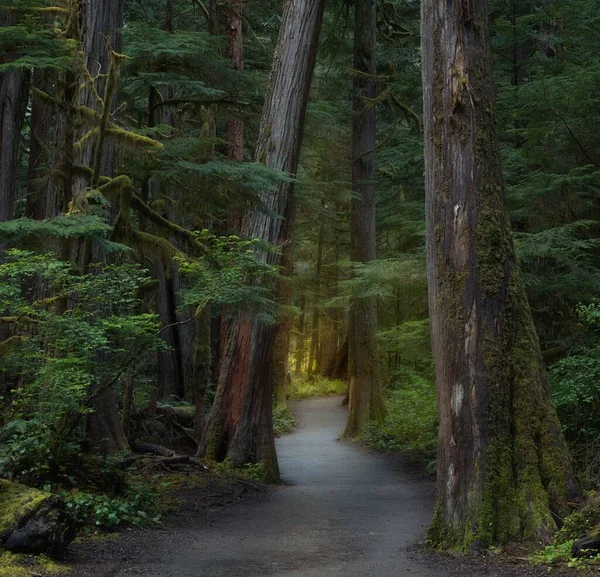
[
  {"left": 201, "top": 0, "right": 326, "bottom": 481},
  {"left": 0, "top": 11, "right": 30, "bottom": 256},
  {"left": 344, "top": 0, "right": 385, "bottom": 437},
  {"left": 0, "top": 10, "right": 30, "bottom": 400},
  {"left": 72, "top": 0, "right": 124, "bottom": 198},
  {"left": 78, "top": 0, "right": 129, "bottom": 454},
  {"left": 422, "top": 0, "right": 573, "bottom": 550}
]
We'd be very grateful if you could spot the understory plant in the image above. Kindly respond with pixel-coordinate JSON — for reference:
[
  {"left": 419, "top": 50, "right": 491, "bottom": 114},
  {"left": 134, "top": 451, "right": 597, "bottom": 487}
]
[
  {"left": 0, "top": 250, "right": 163, "bottom": 482},
  {"left": 361, "top": 367, "right": 437, "bottom": 468}
]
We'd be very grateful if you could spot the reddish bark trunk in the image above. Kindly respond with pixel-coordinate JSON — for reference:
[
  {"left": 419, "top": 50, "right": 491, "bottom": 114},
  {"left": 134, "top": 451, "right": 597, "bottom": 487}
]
[{"left": 201, "top": 0, "right": 326, "bottom": 481}]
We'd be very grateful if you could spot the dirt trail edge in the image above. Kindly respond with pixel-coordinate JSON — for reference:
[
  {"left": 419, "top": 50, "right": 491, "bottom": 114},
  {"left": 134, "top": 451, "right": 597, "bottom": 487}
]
[{"left": 63, "top": 397, "right": 576, "bottom": 577}]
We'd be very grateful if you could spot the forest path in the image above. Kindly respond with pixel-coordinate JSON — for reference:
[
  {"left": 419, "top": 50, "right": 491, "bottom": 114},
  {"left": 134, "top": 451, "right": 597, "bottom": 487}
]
[
  {"left": 77, "top": 396, "right": 571, "bottom": 577},
  {"left": 156, "top": 396, "right": 439, "bottom": 576}
]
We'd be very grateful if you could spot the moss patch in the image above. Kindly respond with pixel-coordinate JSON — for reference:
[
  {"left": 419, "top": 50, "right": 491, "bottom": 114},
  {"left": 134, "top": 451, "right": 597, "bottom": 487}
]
[
  {"left": 0, "top": 482, "right": 51, "bottom": 541},
  {"left": 0, "top": 552, "right": 68, "bottom": 577}
]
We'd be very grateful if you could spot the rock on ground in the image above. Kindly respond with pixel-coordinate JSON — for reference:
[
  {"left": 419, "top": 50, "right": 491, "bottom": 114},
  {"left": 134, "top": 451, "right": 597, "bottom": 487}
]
[{"left": 0, "top": 480, "right": 75, "bottom": 558}]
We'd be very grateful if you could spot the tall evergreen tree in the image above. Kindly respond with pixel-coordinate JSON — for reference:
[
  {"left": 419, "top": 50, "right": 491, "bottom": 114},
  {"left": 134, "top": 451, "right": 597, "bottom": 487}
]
[
  {"left": 422, "top": 0, "right": 573, "bottom": 549},
  {"left": 345, "top": 0, "right": 386, "bottom": 436},
  {"left": 201, "top": 0, "right": 326, "bottom": 480}
]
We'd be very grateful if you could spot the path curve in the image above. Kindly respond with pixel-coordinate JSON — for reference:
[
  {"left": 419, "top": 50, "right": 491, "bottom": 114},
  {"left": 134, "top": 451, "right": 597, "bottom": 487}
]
[
  {"left": 173, "top": 396, "right": 439, "bottom": 577},
  {"left": 65, "top": 396, "right": 576, "bottom": 577}
]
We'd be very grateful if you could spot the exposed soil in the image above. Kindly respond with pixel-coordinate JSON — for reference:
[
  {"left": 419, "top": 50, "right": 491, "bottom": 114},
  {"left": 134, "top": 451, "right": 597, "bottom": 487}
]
[{"left": 51, "top": 397, "right": 585, "bottom": 577}]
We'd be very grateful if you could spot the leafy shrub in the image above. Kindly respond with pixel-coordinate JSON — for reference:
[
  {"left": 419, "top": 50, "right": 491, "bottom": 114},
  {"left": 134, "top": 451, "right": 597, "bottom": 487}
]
[
  {"left": 272, "top": 404, "right": 297, "bottom": 436},
  {"left": 0, "top": 250, "right": 164, "bottom": 482},
  {"left": 550, "top": 301, "right": 600, "bottom": 446},
  {"left": 361, "top": 368, "right": 437, "bottom": 467},
  {"left": 287, "top": 374, "right": 346, "bottom": 400},
  {"left": 63, "top": 482, "right": 160, "bottom": 531},
  {"left": 557, "top": 491, "right": 600, "bottom": 543},
  {"left": 530, "top": 540, "right": 575, "bottom": 565}
]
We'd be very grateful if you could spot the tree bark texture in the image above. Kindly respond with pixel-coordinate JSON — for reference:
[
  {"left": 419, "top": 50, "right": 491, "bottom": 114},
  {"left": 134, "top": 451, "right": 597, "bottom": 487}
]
[
  {"left": 26, "top": 70, "right": 52, "bottom": 220},
  {"left": 344, "top": 0, "right": 386, "bottom": 437},
  {"left": 73, "top": 0, "right": 124, "bottom": 197},
  {"left": 0, "top": 10, "right": 30, "bottom": 249},
  {"left": 202, "top": 0, "right": 326, "bottom": 481},
  {"left": 422, "top": 0, "right": 573, "bottom": 549},
  {"left": 227, "top": 0, "right": 244, "bottom": 168}
]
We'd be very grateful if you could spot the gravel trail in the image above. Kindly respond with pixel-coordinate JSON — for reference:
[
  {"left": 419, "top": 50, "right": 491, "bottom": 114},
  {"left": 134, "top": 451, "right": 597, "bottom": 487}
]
[{"left": 68, "top": 397, "right": 574, "bottom": 577}]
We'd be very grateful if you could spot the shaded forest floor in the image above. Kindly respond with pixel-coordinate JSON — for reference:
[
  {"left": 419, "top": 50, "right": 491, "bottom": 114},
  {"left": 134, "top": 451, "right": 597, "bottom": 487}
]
[{"left": 32, "top": 397, "right": 588, "bottom": 577}]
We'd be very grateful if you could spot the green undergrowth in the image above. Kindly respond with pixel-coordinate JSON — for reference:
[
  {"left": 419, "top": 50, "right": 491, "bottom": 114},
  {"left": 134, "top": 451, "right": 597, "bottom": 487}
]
[
  {"left": 530, "top": 541, "right": 600, "bottom": 570},
  {"left": 360, "top": 368, "right": 438, "bottom": 470},
  {"left": 524, "top": 491, "right": 600, "bottom": 570},
  {"left": 0, "top": 552, "right": 69, "bottom": 577},
  {"left": 273, "top": 404, "right": 298, "bottom": 436},
  {"left": 61, "top": 479, "right": 162, "bottom": 532},
  {"left": 288, "top": 374, "right": 347, "bottom": 400},
  {"left": 206, "top": 459, "right": 267, "bottom": 483}
]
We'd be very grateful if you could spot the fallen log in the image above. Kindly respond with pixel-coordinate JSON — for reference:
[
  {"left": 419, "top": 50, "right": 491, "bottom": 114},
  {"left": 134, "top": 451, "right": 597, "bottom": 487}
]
[
  {"left": 572, "top": 531, "right": 600, "bottom": 558},
  {"left": 131, "top": 441, "right": 176, "bottom": 457}
]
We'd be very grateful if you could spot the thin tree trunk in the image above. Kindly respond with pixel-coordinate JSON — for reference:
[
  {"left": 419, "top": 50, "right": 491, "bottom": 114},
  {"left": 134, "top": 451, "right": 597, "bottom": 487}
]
[
  {"left": 227, "top": 0, "right": 244, "bottom": 167},
  {"left": 26, "top": 70, "right": 52, "bottom": 220},
  {"left": 325, "top": 336, "right": 348, "bottom": 381},
  {"left": 201, "top": 0, "right": 326, "bottom": 481},
  {"left": 344, "top": 0, "right": 385, "bottom": 437},
  {"left": 422, "top": 0, "right": 573, "bottom": 549},
  {"left": 308, "top": 224, "right": 324, "bottom": 374},
  {"left": 207, "top": 0, "right": 219, "bottom": 35},
  {"left": 193, "top": 306, "right": 211, "bottom": 441},
  {"left": 294, "top": 295, "right": 306, "bottom": 373},
  {"left": 273, "top": 204, "right": 295, "bottom": 408},
  {"left": 213, "top": 0, "right": 245, "bottom": 385}
]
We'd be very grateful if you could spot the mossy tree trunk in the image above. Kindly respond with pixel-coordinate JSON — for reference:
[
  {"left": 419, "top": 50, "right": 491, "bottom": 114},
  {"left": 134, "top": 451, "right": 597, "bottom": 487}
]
[
  {"left": 73, "top": 0, "right": 125, "bottom": 199},
  {"left": 0, "top": 10, "right": 30, "bottom": 399},
  {"left": 344, "top": 0, "right": 386, "bottom": 437},
  {"left": 421, "top": 0, "right": 573, "bottom": 550},
  {"left": 76, "top": 0, "right": 129, "bottom": 454},
  {"left": 200, "top": 0, "right": 326, "bottom": 481}
]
